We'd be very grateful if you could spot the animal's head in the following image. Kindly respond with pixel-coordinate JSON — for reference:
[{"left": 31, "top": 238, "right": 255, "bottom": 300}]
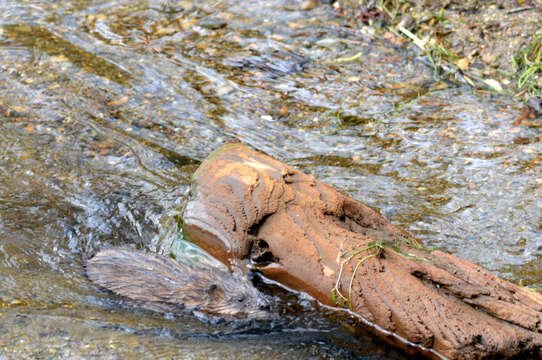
[{"left": 203, "top": 275, "right": 271, "bottom": 319}]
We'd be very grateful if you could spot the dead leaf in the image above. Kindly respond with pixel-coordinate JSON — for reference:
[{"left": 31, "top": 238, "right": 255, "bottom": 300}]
[
  {"left": 107, "top": 96, "right": 129, "bottom": 106},
  {"left": 457, "top": 58, "right": 469, "bottom": 71},
  {"left": 50, "top": 55, "right": 69, "bottom": 63},
  {"left": 300, "top": 0, "right": 318, "bottom": 10}
]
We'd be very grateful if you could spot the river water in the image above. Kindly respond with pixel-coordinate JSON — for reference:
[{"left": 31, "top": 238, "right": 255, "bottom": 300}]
[{"left": 0, "top": 0, "right": 540, "bottom": 358}]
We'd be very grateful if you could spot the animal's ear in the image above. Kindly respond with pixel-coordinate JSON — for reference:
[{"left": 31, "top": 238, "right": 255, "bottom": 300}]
[{"left": 207, "top": 284, "right": 224, "bottom": 301}]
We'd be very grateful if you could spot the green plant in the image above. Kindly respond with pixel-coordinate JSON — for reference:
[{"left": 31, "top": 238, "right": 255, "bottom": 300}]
[
  {"left": 331, "top": 240, "right": 384, "bottom": 308},
  {"left": 515, "top": 35, "right": 542, "bottom": 95},
  {"left": 330, "top": 236, "right": 433, "bottom": 309}
]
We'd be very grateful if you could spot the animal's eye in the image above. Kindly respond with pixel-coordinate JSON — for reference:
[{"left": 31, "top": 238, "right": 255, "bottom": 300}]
[{"left": 237, "top": 297, "right": 245, "bottom": 303}]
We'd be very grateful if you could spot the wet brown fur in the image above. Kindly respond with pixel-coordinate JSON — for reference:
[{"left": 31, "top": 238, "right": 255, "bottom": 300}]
[{"left": 86, "top": 248, "right": 269, "bottom": 318}]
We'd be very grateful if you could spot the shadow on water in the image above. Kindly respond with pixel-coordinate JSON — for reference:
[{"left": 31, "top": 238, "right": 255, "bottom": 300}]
[{"left": 0, "top": 0, "right": 540, "bottom": 358}]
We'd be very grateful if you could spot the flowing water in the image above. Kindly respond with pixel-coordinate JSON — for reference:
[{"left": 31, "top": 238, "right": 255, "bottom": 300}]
[{"left": 0, "top": 0, "right": 540, "bottom": 358}]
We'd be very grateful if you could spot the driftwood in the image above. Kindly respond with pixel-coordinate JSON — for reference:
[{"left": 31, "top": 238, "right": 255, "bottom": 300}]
[{"left": 183, "top": 142, "right": 542, "bottom": 359}]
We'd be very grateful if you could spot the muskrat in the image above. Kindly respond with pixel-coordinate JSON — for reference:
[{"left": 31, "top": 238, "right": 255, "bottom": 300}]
[{"left": 86, "top": 248, "right": 270, "bottom": 319}]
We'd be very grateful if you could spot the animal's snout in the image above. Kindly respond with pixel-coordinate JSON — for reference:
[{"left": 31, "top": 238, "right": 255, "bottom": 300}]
[{"left": 257, "top": 297, "right": 271, "bottom": 311}]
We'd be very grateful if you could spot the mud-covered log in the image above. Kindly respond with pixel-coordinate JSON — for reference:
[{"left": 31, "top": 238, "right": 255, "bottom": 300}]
[{"left": 183, "top": 142, "right": 542, "bottom": 359}]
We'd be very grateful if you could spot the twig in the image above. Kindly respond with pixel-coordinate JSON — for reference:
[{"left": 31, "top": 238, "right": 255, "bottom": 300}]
[
  {"left": 398, "top": 25, "right": 427, "bottom": 50},
  {"left": 514, "top": 106, "right": 530, "bottom": 126},
  {"left": 335, "top": 52, "right": 363, "bottom": 64},
  {"left": 507, "top": 7, "right": 533, "bottom": 15}
]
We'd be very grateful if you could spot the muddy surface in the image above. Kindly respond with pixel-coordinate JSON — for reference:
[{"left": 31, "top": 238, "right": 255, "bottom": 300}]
[
  {"left": 0, "top": 0, "right": 541, "bottom": 358},
  {"left": 184, "top": 142, "right": 542, "bottom": 359}
]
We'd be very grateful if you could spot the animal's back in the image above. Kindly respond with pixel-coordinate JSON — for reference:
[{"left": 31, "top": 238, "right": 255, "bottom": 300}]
[{"left": 86, "top": 248, "right": 270, "bottom": 318}]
